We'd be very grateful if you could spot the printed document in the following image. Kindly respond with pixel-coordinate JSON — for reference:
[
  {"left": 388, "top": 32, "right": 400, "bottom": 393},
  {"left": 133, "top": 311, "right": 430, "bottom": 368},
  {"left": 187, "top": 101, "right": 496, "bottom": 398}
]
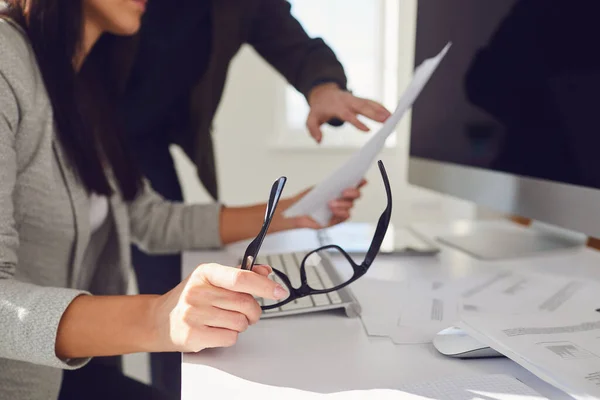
[
  {"left": 284, "top": 43, "right": 451, "bottom": 226},
  {"left": 461, "top": 310, "right": 600, "bottom": 400},
  {"left": 358, "top": 271, "right": 600, "bottom": 344},
  {"left": 457, "top": 271, "right": 596, "bottom": 315}
]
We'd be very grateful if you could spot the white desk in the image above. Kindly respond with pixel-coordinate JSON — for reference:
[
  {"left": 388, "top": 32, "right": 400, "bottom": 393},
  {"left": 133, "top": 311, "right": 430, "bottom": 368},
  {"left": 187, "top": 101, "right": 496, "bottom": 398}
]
[{"left": 181, "top": 221, "right": 600, "bottom": 399}]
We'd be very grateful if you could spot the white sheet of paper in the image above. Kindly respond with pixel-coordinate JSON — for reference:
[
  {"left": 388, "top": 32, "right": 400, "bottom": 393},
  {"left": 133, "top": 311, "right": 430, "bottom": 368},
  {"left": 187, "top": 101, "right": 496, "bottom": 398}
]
[
  {"left": 390, "top": 276, "right": 467, "bottom": 344},
  {"left": 183, "top": 364, "right": 545, "bottom": 400},
  {"left": 357, "top": 275, "right": 463, "bottom": 344},
  {"left": 357, "top": 275, "right": 464, "bottom": 343},
  {"left": 358, "top": 270, "right": 600, "bottom": 345},
  {"left": 458, "top": 271, "right": 597, "bottom": 316},
  {"left": 283, "top": 43, "right": 452, "bottom": 226},
  {"left": 460, "top": 310, "right": 600, "bottom": 400},
  {"left": 392, "top": 290, "right": 461, "bottom": 345},
  {"left": 351, "top": 278, "right": 406, "bottom": 337}
]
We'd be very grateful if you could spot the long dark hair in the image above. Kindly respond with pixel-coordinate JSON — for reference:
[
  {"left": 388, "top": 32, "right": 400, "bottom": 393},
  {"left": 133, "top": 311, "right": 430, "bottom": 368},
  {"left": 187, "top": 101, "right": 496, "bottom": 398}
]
[{"left": 1, "top": 0, "right": 142, "bottom": 200}]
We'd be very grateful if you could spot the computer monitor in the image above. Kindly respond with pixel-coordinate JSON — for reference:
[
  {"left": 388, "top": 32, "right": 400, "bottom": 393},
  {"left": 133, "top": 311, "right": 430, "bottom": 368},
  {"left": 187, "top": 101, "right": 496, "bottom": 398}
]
[{"left": 407, "top": 0, "right": 600, "bottom": 258}]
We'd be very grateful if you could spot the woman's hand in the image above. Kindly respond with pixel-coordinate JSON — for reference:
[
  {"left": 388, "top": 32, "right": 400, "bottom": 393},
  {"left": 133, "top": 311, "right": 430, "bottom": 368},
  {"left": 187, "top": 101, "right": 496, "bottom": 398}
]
[
  {"left": 219, "top": 180, "right": 367, "bottom": 244},
  {"left": 54, "top": 264, "right": 280, "bottom": 360},
  {"left": 55, "top": 183, "right": 365, "bottom": 359},
  {"left": 150, "top": 263, "right": 284, "bottom": 353},
  {"left": 276, "top": 179, "right": 367, "bottom": 230}
]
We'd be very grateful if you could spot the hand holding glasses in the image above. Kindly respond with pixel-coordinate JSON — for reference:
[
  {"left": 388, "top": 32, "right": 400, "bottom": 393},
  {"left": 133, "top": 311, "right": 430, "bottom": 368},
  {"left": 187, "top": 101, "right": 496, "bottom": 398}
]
[{"left": 242, "top": 160, "right": 392, "bottom": 310}]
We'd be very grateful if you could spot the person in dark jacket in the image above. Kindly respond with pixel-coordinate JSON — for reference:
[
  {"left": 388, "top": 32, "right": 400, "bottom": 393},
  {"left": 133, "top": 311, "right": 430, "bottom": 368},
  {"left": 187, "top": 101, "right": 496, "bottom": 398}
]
[{"left": 93, "top": 0, "right": 391, "bottom": 397}]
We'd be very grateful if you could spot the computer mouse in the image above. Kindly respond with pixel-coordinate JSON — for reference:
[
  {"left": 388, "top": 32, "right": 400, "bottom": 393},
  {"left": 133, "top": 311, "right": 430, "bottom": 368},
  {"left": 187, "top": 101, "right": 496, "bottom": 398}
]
[{"left": 433, "top": 327, "right": 503, "bottom": 359}]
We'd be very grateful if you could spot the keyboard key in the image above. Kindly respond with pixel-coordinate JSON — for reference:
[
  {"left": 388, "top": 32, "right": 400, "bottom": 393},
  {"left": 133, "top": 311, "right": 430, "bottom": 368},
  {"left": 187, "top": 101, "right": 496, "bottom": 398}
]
[
  {"left": 281, "top": 301, "right": 310, "bottom": 311},
  {"left": 327, "top": 291, "right": 343, "bottom": 305},
  {"left": 295, "top": 296, "right": 314, "bottom": 308},
  {"left": 256, "top": 256, "right": 269, "bottom": 267},
  {"left": 304, "top": 252, "right": 322, "bottom": 268},
  {"left": 313, "top": 267, "right": 343, "bottom": 304},
  {"left": 304, "top": 264, "right": 324, "bottom": 289},
  {"left": 281, "top": 253, "right": 301, "bottom": 289},
  {"left": 311, "top": 294, "right": 331, "bottom": 307},
  {"left": 313, "top": 262, "right": 335, "bottom": 289}
]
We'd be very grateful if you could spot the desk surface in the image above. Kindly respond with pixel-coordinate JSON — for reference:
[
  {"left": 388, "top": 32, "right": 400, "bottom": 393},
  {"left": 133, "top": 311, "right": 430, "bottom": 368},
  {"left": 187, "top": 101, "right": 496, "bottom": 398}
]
[{"left": 181, "top": 221, "right": 600, "bottom": 399}]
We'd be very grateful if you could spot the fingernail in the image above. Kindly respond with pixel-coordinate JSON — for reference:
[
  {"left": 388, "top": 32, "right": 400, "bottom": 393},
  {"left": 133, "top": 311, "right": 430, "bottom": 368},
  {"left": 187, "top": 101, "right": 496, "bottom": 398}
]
[{"left": 274, "top": 285, "right": 288, "bottom": 299}]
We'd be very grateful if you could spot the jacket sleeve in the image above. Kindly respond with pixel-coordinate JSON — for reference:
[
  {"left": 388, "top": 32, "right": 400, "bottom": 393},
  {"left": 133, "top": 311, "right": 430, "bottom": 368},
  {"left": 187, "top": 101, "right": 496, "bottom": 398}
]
[
  {"left": 247, "top": 0, "right": 348, "bottom": 98},
  {"left": 127, "top": 181, "right": 223, "bottom": 254},
  {"left": 0, "top": 69, "right": 89, "bottom": 370}
]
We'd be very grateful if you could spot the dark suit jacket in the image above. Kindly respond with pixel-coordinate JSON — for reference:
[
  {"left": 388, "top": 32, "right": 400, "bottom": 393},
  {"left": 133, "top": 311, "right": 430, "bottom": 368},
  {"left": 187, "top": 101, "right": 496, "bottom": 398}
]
[{"left": 111, "top": 0, "right": 347, "bottom": 200}]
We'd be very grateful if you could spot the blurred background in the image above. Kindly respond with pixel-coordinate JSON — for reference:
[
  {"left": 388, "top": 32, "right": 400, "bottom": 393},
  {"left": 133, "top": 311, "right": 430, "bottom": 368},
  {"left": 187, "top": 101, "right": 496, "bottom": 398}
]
[{"left": 169, "top": 0, "right": 478, "bottom": 228}]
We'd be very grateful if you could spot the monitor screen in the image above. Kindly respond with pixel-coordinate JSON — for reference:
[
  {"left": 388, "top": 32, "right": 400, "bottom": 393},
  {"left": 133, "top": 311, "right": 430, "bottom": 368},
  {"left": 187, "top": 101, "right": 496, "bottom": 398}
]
[{"left": 409, "top": 0, "right": 600, "bottom": 190}]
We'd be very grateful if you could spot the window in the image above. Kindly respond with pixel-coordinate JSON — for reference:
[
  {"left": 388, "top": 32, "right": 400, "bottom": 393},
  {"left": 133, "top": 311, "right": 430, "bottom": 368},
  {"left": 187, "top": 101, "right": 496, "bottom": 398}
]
[{"left": 275, "top": 0, "right": 402, "bottom": 149}]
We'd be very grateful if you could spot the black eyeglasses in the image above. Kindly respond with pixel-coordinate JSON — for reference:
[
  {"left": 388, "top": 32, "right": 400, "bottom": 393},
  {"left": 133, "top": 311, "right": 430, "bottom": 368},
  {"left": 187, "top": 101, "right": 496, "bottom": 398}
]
[
  {"left": 241, "top": 176, "right": 287, "bottom": 271},
  {"left": 242, "top": 160, "right": 392, "bottom": 311}
]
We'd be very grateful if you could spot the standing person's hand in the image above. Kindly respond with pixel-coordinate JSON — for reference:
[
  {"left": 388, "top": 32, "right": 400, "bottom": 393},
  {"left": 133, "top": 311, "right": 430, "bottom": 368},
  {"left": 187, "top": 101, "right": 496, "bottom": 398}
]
[
  {"left": 151, "top": 263, "right": 284, "bottom": 353},
  {"left": 306, "top": 83, "right": 392, "bottom": 143}
]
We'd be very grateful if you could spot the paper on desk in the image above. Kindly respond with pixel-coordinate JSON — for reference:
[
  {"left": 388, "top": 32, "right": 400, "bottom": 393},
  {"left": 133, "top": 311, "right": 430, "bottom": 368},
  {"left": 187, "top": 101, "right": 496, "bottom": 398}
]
[
  {"left": 458, "top": 271, "right": 598, "bottom": 315},
  {"left": 358, "top": 271, "right": 600, "bottom": 345},
  {"left": 460, "top": 310, "right": 600, "bottom": 400},
  {"left": 352, "top": 278, "right": 406, "bottom": 337},
  {"left": 357, "top": 275, "right": 465, "bottom": 344},
  {"left": 183, "top": 364, "right": 545, "bottom": 400},
  {"left": 392, "top": 289, "right": 461, "bottom": 345},
  {"left": 359, "top": 273, "right": 506, "bottom": 344},
  {"left": 283, "top": 43, "right": 451, "bottom": 226}
]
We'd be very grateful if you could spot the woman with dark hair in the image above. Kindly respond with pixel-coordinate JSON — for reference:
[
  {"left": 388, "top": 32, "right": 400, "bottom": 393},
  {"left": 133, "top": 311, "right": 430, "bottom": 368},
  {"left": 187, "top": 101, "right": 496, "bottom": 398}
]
[{"left": 0, "top": 1, "right": 364, "bottom": 399}]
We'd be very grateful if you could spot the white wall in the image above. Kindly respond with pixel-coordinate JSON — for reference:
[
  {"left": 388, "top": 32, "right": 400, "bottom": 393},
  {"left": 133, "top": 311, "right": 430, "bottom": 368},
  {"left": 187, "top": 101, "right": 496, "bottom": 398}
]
[{"left": 172, "top": 0, "right": 476, "bottom": 228}]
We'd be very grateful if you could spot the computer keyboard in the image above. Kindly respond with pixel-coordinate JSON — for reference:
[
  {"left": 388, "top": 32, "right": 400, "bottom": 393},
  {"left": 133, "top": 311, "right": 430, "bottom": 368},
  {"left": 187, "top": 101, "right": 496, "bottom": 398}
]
[{"left": 250, "top": 252, "right": 361, "bottom": 319}]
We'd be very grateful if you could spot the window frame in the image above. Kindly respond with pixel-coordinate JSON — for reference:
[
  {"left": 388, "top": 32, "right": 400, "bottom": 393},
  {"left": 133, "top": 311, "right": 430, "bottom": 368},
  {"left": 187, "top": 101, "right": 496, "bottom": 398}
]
[{"left": 271, "top": 0, "right": 402, "bottom": 151}]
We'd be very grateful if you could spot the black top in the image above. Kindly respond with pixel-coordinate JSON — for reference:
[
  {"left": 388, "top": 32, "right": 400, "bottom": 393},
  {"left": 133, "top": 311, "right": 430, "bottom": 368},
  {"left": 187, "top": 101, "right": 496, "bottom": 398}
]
[{"left": 121, "top": 0, "right": 213, "bottom": 145}]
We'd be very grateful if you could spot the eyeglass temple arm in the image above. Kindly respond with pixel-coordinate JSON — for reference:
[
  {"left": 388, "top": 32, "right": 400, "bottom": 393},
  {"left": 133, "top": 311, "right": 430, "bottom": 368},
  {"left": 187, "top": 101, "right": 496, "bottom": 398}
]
[
  {"left": 264, "top": 177, "right": 286, "bottom": 221},
  {"left": 241, "top": 177, "right": 287, "bottom": 270},
  {"left": 364, "top": 161, "right": 393, "bottom": 266}
]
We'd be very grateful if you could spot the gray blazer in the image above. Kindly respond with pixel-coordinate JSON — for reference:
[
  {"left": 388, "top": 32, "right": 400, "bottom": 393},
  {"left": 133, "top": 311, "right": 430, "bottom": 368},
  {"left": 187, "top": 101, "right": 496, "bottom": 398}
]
[{"left": 0, "top": 20, "right": 222, "bottom": 400}]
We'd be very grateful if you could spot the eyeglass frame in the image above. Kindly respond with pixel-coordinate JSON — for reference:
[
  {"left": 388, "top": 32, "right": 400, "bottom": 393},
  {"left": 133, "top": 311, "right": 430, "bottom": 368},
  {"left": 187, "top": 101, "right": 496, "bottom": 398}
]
[
  {"left": 241, "top": 160, "right": 393, "bottom": 311},
  {"left": 240, "top": 176, "right": 287, "bottom": 271}
]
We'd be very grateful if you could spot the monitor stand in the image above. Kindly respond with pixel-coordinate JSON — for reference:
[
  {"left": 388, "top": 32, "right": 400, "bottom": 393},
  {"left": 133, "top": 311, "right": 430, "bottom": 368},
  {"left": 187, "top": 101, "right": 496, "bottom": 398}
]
[{"left": 437, "top": 221, "right": 586, "bottom": 260}]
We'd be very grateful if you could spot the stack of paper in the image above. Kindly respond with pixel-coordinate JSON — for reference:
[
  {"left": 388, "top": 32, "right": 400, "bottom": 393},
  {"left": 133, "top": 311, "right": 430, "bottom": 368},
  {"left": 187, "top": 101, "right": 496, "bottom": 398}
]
[
  {"left": 183, "top": 364, "right": 546, "bottom": 400},
  {"left": 460, "top": 310, "right": 600, "bottom": 400},
  {"left": 284, "top": 43, "right": 452, "bottom": 226},
  {"left": 356, "top": 271, "right": 600, "bottom": 345}
]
